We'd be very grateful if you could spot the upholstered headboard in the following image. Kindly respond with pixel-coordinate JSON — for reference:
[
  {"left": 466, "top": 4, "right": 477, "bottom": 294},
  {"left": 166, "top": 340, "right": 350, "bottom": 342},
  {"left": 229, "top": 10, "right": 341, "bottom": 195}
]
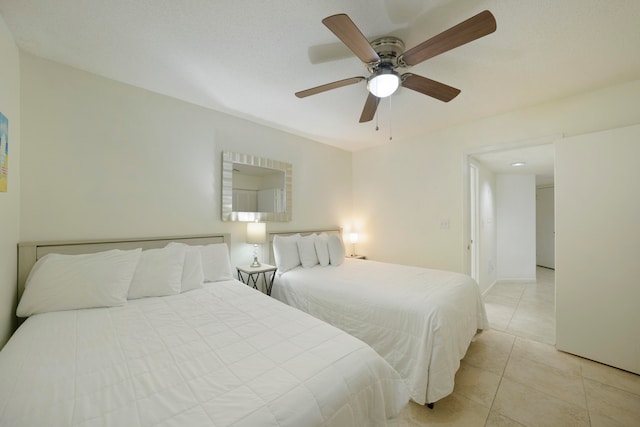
[
  {"left": 267, "top": 228, "right": 342, "bottom": 265},
  {"left": 17, "top": 234, "right": 230, "bottom": 302}
]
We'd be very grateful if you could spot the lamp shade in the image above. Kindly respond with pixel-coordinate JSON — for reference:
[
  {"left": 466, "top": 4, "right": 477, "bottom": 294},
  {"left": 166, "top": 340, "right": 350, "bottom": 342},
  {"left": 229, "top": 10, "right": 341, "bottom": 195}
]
[
  {"left": 349, "top": 232, "right": 359, "bottom": 244},
  {"left": 367, "top": 69, "right": 399, "bottom": 98},
  {"left": 246, "top": 222, "right": 266, "bottom": 244}
]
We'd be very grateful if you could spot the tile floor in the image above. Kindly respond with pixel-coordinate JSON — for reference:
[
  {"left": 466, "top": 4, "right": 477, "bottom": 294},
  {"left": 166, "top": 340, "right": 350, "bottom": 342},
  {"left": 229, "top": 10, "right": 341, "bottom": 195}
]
[{"left": 398, "top": 267, "right": 640, "bottom": 427}]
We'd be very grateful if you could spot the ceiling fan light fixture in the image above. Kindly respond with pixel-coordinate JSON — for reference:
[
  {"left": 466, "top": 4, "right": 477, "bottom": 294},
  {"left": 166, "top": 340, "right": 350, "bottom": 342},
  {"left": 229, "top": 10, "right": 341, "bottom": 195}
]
[{"left": 367, "top": 68, "right": 399, "bottom": 98}]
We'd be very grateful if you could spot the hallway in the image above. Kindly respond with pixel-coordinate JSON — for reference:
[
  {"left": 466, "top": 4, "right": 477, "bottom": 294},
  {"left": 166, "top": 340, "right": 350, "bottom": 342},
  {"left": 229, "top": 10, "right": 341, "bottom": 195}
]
[{"left": 483, "top": 266, "right": 555, "bottom": 345}]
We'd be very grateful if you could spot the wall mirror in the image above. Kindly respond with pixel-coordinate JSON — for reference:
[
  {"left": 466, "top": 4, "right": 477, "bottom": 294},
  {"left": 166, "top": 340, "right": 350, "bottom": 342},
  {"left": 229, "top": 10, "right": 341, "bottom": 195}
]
[{"left": 221, "top": 151, "right": 292, "bottom": 222}]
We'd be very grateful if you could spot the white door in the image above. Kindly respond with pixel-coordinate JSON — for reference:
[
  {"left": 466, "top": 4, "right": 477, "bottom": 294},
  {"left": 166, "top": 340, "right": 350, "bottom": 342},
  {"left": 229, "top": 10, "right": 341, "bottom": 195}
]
[
  {"left": 536, "top": 186, "right": 555, "bottom": 268},
  {"left": 469, "top": 164, "right": 479, "bottom": 282}
]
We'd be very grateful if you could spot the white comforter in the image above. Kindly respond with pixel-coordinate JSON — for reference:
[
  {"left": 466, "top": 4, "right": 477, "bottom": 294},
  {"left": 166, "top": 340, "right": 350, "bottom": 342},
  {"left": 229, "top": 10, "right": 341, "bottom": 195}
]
[
  {"left": 271, "top": 259, "right": 489, "bottom": 404},
  {"left": 0, "top": 280, "right": 409, "bottom": 426}
]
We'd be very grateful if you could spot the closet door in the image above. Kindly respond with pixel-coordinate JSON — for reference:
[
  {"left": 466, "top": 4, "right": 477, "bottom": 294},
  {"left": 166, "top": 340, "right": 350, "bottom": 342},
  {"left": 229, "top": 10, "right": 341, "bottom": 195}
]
[{"left": 556, "top": 124, "right": 640, "bottom": 375}]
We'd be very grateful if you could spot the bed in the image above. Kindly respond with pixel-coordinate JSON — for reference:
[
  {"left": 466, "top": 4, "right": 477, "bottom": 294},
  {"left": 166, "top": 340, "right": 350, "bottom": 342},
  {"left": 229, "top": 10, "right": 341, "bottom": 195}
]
[
  {"left": 0, "top": 234, "right": 409, "bottom": 426},
  {"left": 268, "top": 229, "right": 489, "bottom": 406}
]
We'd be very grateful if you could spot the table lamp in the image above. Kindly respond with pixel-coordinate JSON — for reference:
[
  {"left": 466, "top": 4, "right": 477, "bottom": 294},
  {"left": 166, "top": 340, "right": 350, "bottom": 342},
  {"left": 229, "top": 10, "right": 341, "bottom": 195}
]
[{"left": 246, "top": 222, "right": 266, "bottom": 267}]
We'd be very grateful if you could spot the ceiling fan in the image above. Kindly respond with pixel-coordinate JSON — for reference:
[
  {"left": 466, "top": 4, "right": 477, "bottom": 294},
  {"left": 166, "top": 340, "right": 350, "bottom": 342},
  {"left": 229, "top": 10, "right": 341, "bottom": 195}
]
[{"left": 295, "top": 10, "right": 496, "bottom": 123}]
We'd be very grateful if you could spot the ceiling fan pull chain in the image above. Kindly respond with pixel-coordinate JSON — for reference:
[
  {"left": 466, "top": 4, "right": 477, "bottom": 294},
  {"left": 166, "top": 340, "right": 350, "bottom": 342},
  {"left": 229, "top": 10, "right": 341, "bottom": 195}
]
[
  {"left": 375, "top": 107, "right": 379, "bottom": 131},
  {"left": 388, "top": 96, "right": 393, "bottom": 141}
]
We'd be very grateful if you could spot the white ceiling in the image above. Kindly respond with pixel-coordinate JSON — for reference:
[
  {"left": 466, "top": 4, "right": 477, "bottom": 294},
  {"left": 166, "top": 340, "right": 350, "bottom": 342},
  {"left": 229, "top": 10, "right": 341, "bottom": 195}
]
[
  {"left": 472, "top": 143, "right": 555, "bottom": 187},
  {"left": 1, "top": 0, "right": 640, "bottom": 152}
]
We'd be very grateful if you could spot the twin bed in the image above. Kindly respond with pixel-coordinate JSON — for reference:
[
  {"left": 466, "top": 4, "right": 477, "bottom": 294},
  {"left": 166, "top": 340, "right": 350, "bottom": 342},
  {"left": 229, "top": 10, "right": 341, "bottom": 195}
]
[
  {"left": 268, "top": 229, "right": 489, "bottom": 406},
  {"left": 1, "top": 235, "right": 409, "bottom": 426}
]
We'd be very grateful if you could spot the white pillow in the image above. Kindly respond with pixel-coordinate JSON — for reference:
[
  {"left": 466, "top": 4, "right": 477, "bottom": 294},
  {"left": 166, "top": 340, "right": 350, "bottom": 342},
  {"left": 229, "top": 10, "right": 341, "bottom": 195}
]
[
  {"left": 273, "top": 234, "right": 301, "bottom": 273},
  {"left": 166, "top": 242, "right": 204, "bottom": 292},
  {"left": 17, "top": 248, "right": 141, "bottom": 317},
  {"left": 199, "top": 243, "right": 234, "bottom": 282},
  {"left": 128, "top": 245, "right": 187, "bottom": 299},
  {"left": 297, "top": 234, "right": 319, "bottom": 268},
  {"left": 315, "top": 233, "right": 330, "bottom": 267},
  {"left": 328, "top": 234, "right": 345, "bottom": 266}
]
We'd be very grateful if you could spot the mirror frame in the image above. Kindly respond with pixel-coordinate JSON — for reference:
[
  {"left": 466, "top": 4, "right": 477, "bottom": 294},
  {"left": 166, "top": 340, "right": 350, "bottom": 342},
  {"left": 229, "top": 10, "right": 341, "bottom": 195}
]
[{"left": 221, "top": 151, "right": 292, "bottom": 222}]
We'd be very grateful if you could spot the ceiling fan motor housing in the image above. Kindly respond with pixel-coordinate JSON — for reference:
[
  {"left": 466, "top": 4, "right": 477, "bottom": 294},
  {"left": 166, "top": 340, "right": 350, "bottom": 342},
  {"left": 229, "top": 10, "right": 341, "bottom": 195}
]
[{"left": 366, "top": 37, "right": 406, "bottom": 73}]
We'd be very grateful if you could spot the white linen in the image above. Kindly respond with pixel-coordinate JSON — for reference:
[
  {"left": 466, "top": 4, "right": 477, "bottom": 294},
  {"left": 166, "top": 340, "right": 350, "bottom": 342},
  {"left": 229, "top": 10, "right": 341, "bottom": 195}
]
[
  {"left": 326, "top": 234, "right": 345, "bottom": 266},
  {"left": 199, "top": 243, "right": 234, "bottom": 282},
  {"left": 1, "top": 280, "right": 409, "bottom": 426},
  {"left": 314, "top": 234, "right": 330, "bottom": 267},
  {"left": 128, "top": 245, "right": 186, "bottom": 299},
  {"left": 166, "top": 242, "right": 205, "bottom": 292},
  {"left": 272, "top": 234, "right": 301, "bottom": 273},
  {"left": 271, "top": 258, "right": 489, "bottom": 404},
  {"left": 17, "top": 248, "right": 141, "bottom": 317},
  {"left": 297, "top": 234, "right": 319, "bottom": 268}
]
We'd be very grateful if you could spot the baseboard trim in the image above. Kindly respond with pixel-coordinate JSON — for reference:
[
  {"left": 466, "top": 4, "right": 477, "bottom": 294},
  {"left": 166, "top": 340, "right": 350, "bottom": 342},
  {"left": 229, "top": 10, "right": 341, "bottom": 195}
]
[{"left": 495, "top": 277, "right": 537, "bottom": 283}]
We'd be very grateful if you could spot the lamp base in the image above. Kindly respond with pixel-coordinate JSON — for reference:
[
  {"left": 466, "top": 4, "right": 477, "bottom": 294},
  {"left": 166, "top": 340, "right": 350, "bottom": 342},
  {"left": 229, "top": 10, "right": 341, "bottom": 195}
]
[{"left": 250, "top": 256, "right": 261, "bottom": 268}]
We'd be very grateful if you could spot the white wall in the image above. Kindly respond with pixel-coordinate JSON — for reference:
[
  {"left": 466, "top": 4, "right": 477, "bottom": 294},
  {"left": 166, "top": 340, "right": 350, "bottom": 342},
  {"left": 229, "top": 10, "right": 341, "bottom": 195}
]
[
  {"left": 0, "top": 15, "right": 20, "bottom": 348},
  {"left": 353, "top": 79, "right": 640, "bottom": 276},
  {"left": 19, "top": 53, "right": 353, "bottom": 269},
  {"left": 496, "top": 174, "right": 536, "bottom": 281},
  {"left": 556, "top": 124, "right": 640, "bottom": 374}
]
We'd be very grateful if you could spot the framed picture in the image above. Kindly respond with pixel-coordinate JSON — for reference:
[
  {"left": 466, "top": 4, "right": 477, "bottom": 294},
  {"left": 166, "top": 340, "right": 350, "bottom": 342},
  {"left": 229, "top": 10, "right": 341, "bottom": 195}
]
[{"left": 0, "top": 112, "right": 7, "bottom": 192}]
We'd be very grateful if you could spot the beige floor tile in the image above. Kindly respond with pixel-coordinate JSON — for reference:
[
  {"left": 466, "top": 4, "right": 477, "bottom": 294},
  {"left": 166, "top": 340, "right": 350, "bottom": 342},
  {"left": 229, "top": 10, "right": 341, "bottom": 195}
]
[
  {"left": 392, "top": 416, "right": 414, "bottom": 427},
  {"left": 505, "top": 315, "right": 555, "bottom": 345},
  {"left": 580, "top": 358, "right": 640, "bottom": 397},
  {"left": 463, "top": 332, "right": 514, "bottom": 375},
  {"left": 510, "top": 337, "right": 582, "bottom": 376},
  {"left": 462, "top": 344, "right": 510, "bottom": 376},
  {"left": 483, "top": 303, "right": 514, "bottom": 331},
  {"left": 503, "top": 352, "right": 587, "bottom": 408},
  {"left": 485, "top": 268, "right": 557, "bottom": 346},
  {"left": 589, "top": 412, "right": 629, "bottom": 427},
  {"left": 487, "top": 283, "right": 525, "bottom": 301},
  {"left": 472, "top": 329, "right": 516, "bottom": 353},
  {"left": 485, "top": 411, "right": 526, "bottom": 427},
  {"left": 492, "top": 378, "right": 590, "bottom": 427},
  {"left": 514, "top": 298, "right": 555, "bottom": 315},
  {"left": 485, "top": 294, "right": 520, "bottom": 308},
  {"left": 535, "top": 267, "right": 555, "bottom": 282},
  {"left": 401, "top": 394, "right": 489, "bottom": 427},
  {"left": 584, "top": 378, "right": 640, "bottom": 426},
  {"left": 521, "top": 285, "right": 555, "bottom": 301},
  {"left": 509, "top": 308, "right": 555, "bottom": 330},
  {"left": 454, "top": 361, "right": 501, "bottom": 408}
]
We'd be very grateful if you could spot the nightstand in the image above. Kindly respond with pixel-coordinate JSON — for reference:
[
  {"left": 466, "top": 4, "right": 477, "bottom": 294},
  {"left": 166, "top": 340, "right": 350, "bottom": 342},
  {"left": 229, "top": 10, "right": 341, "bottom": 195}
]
[
  {"left": 346, "top": 254, "right": 366, "bottom": 260},
  {"left": 236, "top": 264, "right": 277, "bottom": 295}
]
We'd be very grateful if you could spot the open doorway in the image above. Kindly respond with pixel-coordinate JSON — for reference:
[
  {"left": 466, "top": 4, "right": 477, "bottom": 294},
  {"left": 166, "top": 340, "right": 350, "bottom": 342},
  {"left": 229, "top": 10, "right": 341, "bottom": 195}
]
[{"left": 464, "top": 138, "right": 557, "bottom": 344}]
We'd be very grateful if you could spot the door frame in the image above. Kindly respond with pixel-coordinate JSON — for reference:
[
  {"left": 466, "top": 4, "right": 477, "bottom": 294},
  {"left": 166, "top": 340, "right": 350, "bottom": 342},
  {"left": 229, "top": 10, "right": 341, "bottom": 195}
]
[
  {"left": 469, "top": 162, "right": 480, "bottom": 282},
  {"left": 461, "top": 134, "right": 561, "bottom": 280}
]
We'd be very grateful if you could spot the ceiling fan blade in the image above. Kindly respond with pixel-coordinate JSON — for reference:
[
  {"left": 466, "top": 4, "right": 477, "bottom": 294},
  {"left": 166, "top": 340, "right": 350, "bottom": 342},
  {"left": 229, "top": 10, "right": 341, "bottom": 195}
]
[
  {"left": 359, "top": 93, "right": 380, "bottom": 123},
  {"left": 295, "top": 76, "right": 365, "bottom": 98},
  {"left": 398, "top": 10, "right": 496, "bottom": 67},
  {"left": 401, "top": 73, "right": 461, "bottom": 102},
  {"left": 322, "top": 14, "right": 381, "bottom": 64}
]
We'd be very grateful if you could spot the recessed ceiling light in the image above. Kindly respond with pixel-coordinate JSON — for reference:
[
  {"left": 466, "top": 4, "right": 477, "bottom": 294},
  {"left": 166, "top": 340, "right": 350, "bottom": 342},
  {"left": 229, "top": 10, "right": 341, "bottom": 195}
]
[{"left": 511, "top": 162, "right": 526, "bottom": 167}]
